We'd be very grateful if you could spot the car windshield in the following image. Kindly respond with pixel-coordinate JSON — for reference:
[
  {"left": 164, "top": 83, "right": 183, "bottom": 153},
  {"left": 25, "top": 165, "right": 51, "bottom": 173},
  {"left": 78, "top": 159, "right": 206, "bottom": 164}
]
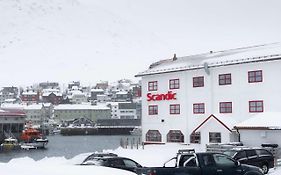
[{"left": 223, "top": 150, "right": 237, "bottom": 157}]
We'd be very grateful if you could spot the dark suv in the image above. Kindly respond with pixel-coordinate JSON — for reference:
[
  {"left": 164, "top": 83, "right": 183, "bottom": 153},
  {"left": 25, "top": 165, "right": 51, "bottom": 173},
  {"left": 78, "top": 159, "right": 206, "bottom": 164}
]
[
  {"left": 81, "top": 153, "right": 142, "bottom": 173},
  {"left": 224, "top": 148, "right": 274, "bottom": 174}
]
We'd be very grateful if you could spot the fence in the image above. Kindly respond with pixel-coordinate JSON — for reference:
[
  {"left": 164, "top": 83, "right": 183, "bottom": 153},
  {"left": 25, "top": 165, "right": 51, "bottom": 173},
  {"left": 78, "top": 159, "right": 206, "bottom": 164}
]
[{"left": 120, "top": 137, "right": 144, "bottom": 149}]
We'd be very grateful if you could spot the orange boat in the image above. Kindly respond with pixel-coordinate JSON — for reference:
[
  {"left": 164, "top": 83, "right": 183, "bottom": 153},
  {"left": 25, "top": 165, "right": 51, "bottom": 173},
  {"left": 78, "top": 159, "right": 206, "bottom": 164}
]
[{"left": 20, "top": 128, "right": 48, "bottom": 149}]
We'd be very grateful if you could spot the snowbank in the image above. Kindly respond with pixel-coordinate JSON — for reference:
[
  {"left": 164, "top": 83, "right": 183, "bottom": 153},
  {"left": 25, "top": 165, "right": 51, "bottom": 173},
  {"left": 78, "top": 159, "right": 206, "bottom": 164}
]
[{"left": 1, "top": 143, "right": 281, "bottom": 175}]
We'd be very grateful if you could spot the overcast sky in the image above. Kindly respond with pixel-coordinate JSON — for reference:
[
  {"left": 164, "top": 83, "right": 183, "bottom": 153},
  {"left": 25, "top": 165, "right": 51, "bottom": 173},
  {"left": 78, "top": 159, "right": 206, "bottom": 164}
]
[{"left": 0, "top": 0, "right": 280, "bottom": 87}]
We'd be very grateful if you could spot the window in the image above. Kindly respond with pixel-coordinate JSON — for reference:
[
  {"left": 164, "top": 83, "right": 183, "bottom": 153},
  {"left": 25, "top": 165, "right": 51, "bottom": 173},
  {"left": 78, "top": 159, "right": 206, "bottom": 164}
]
[
  {"left": 256, "top": 149, "right": 272, "bottom": 157},
  {"left": 219, "top": 73, "right": 231, "bottom": 85},
  {"left": 193, "top": 76, "right": 204, "bottom": 87},
  {"left": 148, "top": 81, "right": 158, "bottom": 91},
  {"left": 179, "top": 156, "right": 197, "bottom": 167},
  {"left": 170, "top": 104, "right": 180, "bottom": 114},
  {"left": 146, "top": 130, "right": 162, "bottom": 142},
  {"left": 167, "top": 130, "right": 184, "bottom": 143},
  {"left": 213, "top": 154, "right": 236, "bottom": 167},
  {"left": 245, "top": 150, "right": 257, "bottom": 158},
  {"left": 202, "top": 155, "right": 216, "bottom": 167},
  {"left": 148, "top": 105, "right": 158, "bottom": 115},
  {"left": 190, "top": 132, "right": 201, "bottom": 144},
  {"left": 219, "top": 102, "right": 232, "bottom": 113},
  {"left": 193, "top": 103, "right": 205, "bottom": 114},
  {"left": 209, "top": 132, "right": 221, "bottom": 143},
  {"left": 248, "top": 70, "right": 262, "bottom": 83},
  {"left": 235, "top": 151, "right": 247, "bottom": 160},
  {"left": 169, "top": 79, "right": 180, "bottom": 89},
  {"left": 123, "top": 159, "right": 139, "bottom": 168},
  {"left": 249, "top": 100, "right": 263, "bottom": 113}
]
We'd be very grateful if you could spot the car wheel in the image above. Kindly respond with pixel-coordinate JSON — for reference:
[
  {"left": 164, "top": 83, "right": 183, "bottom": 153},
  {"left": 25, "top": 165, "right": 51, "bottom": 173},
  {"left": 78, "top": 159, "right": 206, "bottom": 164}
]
[{"left": 261, "top": 164, "right": 269, "bottom": 174}]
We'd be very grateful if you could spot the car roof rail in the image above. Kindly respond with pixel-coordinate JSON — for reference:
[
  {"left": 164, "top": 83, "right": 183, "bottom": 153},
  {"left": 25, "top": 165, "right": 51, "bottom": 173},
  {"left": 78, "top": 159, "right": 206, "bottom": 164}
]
[{"left": 178, "top": 149, "right": 195, "bottom": 154}]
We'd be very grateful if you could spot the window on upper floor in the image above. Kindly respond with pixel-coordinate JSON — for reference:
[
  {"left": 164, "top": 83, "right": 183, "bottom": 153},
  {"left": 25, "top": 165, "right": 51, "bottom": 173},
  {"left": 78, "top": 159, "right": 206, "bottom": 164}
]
[
  {"left": 193, "top": 103, "right": 205, "bottom": 114},
  {"left": 148, "top": 105, "right": 158, "bottom": 115},
  {"left": 170, "top": 104, "right": 180, "bottom": 114},
  {"left": 249, "top": 100, "right": 263, "bottom": 113},
  {"left": 219, "top": 102, "right": 232, "bottom": 113},
  {"left": 169, "top": 79, "right": 180, "bottom": 89},
  {"left": 148, "top": 81, "right": 158, "bottom": 91},
  {"left": 219, "top": 73, "right": 232, "bottom": 85},
  {"left": 193, "top": 76, "right": 204, "bottom": 87},
  {"left": 248, "top": 70, "right": 262, "bottom": 83}
]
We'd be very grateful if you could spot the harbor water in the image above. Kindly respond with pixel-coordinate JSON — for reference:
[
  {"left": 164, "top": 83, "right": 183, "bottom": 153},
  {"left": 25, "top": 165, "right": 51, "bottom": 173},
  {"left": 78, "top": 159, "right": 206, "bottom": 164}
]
[{"left": 0, "top": 135, "right": 141, "bottom": 163}]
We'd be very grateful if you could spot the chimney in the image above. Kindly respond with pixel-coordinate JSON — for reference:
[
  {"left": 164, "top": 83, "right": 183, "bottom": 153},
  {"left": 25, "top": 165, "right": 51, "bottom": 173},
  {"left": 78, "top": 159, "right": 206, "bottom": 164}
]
[{"left": 173, "top": 54, "right": 177, "bottom": 61}]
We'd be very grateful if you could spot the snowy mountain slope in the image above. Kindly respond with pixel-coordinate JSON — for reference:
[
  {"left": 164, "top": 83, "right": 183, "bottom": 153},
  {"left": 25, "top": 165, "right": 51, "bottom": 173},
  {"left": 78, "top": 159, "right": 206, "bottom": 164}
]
[
  {"left": 1, "top": 0, "right": 281, "bottom": 86},
  {"left": 0, "top": 0, "right": 171, "bottom": 86}
]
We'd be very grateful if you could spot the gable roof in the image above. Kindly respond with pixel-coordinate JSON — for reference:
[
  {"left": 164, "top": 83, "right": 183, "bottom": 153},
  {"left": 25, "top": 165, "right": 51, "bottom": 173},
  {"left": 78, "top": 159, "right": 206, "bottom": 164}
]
[
  {"left": 136, "top": 43, "right": 281, "bottom": 77},
  {"left": 235, "top": 112, "right": 281, "bottom": 130},
  {"left": 191, "top": 114, "right": 237, "bottom": 133}
]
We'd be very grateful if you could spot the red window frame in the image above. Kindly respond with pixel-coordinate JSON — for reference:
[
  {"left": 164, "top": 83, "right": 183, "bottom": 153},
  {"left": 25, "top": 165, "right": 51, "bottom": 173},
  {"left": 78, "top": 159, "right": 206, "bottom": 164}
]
[
  {"left": 249, "top": 100, "right": 264, "bottom": 113},
  {"left": 248, "top": 70, "right": 263, "bottom": 83},
  {"left": 219, "top": 102, "right": 232, "bottom": 113},
  {"left": 146, "top": 130, "right": 162, "bottom": 142},
  {"left": 148, "top": 81, "right": 158, "bottom": 91},
  {"left": 169, "top": 79, "right": 180, "bottom": 89},
  {"left": 167, "top": 130, "right": 184, "bottom": 143},
  {"left": 170, "top": 104, "right": 180, "bottom": 114},
  {"left": 190, "top": 132, "right": 201, "bottom": 144},
  {"left": 193, "top": 103, "right": 205, "bottom": 114},
  {"left": 219, "top": 73, "right": 231, "bottom": 85},
  {"left": 193, "top": 76, "right": 204, "bottom": 87},
  {"left": 148, "top": 105, "right": 158, "bottom": 115}
]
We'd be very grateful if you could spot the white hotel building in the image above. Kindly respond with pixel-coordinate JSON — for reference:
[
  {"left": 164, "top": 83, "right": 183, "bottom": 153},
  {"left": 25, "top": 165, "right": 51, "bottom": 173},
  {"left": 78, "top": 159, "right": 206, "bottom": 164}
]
[{"left": 136, "top": 43, "right": 281, "bottom": 146}]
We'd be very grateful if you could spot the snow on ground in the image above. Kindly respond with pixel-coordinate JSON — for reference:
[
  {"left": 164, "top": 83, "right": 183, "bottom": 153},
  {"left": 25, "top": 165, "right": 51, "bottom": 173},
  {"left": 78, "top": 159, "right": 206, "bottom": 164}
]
[{"left": 1, "top": 143, "right": 281, "bottom": 175}]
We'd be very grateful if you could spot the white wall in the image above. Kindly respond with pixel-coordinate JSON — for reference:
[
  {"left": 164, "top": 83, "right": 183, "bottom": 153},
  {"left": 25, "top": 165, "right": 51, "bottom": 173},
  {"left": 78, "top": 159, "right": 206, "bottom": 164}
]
[
  {"left": 141, "top": 59, "right": 281, "bottom": 144},
  {"left": 239, "top": 130, "right": 281, "bottom": 147}
]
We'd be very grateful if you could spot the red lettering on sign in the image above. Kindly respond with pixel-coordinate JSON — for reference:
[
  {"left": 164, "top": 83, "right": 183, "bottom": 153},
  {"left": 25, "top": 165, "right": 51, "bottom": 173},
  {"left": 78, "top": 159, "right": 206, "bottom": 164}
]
[{"left": 147, "top": 91, "right": 176, "bottom": 101}]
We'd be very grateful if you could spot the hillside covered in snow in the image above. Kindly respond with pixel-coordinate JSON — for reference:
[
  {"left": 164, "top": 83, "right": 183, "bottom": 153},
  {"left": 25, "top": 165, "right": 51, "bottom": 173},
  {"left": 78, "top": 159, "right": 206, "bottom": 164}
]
[{"left": 0, "top": 0, "right": 280, "bottom": 86}]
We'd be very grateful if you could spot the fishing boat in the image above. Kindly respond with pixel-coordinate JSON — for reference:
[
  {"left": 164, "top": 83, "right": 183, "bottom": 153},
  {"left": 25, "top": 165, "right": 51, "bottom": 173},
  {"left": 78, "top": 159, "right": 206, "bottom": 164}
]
[
  {"left": 20, "top": 128, "right": 48, "bottom": 149},
  {"left": 0, "top": 137, "right": 20, "bottom": 151}
]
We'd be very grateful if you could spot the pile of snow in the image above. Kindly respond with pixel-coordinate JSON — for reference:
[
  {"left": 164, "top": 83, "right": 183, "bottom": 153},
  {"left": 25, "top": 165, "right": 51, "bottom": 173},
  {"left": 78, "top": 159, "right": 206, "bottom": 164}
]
[{"left": 1, "top": 143, "right": 281, "bottom": 174}]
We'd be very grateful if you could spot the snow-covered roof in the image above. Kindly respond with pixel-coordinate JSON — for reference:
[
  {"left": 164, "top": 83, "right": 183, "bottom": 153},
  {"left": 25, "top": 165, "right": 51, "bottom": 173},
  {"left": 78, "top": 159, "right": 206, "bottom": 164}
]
[
  {"left": 116, "top": 91, "right": 128, "bottom": 95},
  {"left": 22, "top": 91, "right": 37, "bottom": 95},
  {"left": 4, "top": 98, "right": 16, "bottom": 102},
  {"left": 42, "top": 103, "right": 52, "bottom": 107},
  {"left": 70, "top": 90, "right": 85, "bottom": 96},
  {"left": 136, "top": 43, "right": 281, "bottom": 77},
  {"left": 24, "top": 104, "right": 43, "bottom": 110},
  {"left": 91, "top": 89, "right": 104, "bottom": 92},
  {"left": 1, "top": 103, "right": 24, "bottom": 110},
  {"left": 42, "top": 88, "right": 60, "bottom": 93},
  {"left": 42, "top": 92, "right": 62, "bottom": 97},
  {"left": 54, "top": 104, "right": 110, "bottom": 110},
  {"left": 235, "top": 112, "right": 281, "bottom": 130},
  {"left": 0, "top": 108, "right": 26, "bottom": 116}
]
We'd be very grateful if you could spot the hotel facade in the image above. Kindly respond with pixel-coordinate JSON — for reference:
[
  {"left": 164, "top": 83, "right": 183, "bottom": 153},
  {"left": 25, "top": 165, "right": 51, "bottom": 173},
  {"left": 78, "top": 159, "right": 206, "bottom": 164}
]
[{"left": 136, "top": 43, "right": 281, "bottom": 145}]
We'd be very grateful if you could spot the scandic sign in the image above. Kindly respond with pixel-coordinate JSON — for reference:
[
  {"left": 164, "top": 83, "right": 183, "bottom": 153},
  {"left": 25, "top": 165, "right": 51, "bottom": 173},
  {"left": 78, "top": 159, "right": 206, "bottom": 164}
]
[{"left": 147, "top": 91, "right": 176, "bottom": 101}]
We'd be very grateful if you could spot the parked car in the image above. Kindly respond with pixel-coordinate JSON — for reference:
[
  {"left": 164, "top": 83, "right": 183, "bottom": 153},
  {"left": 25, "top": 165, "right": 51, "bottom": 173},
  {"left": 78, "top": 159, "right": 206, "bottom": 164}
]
[
  {"left": 138, "top": 149, "right": 263, "bottom": 175},
  {"left": 81, "top": 152, "right": 142, "bottom": 173},
  {"left": 81, "top": 152, "right": 118, "bottom": 163},
  {"left": 224, "top": 148, "right": 274, "bottom": 174}
]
